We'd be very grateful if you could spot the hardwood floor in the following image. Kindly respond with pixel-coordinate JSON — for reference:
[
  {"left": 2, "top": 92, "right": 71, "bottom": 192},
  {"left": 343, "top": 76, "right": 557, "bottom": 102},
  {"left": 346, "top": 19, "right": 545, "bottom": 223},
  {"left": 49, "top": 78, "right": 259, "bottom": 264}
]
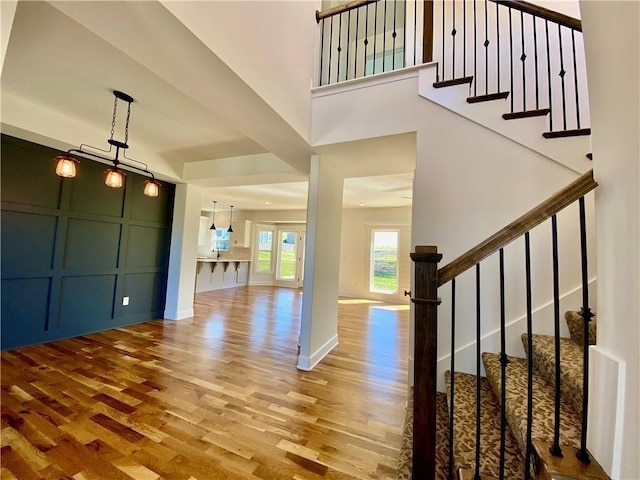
[{"left": 1, "top": 286, "right": 409, "bottom": 480}]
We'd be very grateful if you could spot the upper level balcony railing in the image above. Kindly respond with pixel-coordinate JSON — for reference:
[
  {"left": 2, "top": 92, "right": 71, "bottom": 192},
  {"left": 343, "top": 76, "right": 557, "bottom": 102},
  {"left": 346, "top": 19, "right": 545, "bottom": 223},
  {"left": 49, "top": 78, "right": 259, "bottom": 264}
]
[{"left": 316, "top": 0, "right": 431, "bottom": 86}]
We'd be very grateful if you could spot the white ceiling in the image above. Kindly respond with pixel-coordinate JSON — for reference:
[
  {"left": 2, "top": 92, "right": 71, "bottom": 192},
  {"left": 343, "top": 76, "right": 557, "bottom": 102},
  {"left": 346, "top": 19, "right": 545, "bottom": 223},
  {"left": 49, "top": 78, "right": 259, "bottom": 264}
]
[{"left": 1, "top": 1, "right": 415, "bottom": 213}]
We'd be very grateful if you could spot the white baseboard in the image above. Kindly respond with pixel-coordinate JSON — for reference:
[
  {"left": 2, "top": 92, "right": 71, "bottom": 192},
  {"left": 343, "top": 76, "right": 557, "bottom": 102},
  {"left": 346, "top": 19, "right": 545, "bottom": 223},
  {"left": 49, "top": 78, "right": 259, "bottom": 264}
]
[
  {"left": 297, "top": 334, "right": 339, "bottom": 371},
  {"left": 163, "top": 308, "right": 194, "bottom": 320}
]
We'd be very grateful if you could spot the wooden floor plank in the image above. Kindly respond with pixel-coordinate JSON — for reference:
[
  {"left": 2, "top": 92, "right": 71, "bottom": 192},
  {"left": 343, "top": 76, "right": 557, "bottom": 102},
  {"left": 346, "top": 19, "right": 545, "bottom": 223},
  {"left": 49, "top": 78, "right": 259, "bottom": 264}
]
[{"left": 1, "top": 286, "right": 409, "bottom": 479}]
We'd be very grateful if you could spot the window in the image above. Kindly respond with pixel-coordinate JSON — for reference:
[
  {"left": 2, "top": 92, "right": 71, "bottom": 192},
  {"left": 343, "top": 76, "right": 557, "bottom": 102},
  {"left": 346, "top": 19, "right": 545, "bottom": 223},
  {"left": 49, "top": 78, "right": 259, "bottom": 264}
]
[
  {"left": 364, "top": 48, "right": 405, "bottom": 76},
  {"left": 370, "top": 230, "right": 399, "bottom": 294},
  {"left": 256, "top": 228, "right": 274, "bottom": 273},
  {"left": 277, "top": 231, "right": 298, "bottom": 280},
  {"left": 212, "top": 229, "right": 230, "bottom": 251}
]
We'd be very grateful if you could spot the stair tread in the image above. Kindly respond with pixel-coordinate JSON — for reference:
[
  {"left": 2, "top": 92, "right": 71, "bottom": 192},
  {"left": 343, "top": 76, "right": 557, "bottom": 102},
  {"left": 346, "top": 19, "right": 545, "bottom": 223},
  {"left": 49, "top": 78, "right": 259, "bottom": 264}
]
[
  {"left": 502, "top": 108, "right": 551, "bottom": 120},
  {"left": 467, "top": 91, "right": 510, "bottom": 103},
  {"left": 434, "top": 76, "right": 474, "bottom": 88},
  {"left": 458, "top": 468, "right": 499, "bottom": 480},
  {"left": 565, "top": 310, "right": 597, "bottom": 345},
  {"left": 543, "top": 128, "right": 591, "bottom": 138},
  {"left": 445, "top": 371, "right": 525, "bottom": 479},
  {"left": 523, "top": 333, "right": 584, "bottom": 416},
  {"left": 482, "top": 353, "right": 582, "bottom": 459},
  {"left": 396, "top": 388, "right": 450, "bottom": 480},
  {"left": 534, "top": 440, "right": 612, "bottom": 480}
]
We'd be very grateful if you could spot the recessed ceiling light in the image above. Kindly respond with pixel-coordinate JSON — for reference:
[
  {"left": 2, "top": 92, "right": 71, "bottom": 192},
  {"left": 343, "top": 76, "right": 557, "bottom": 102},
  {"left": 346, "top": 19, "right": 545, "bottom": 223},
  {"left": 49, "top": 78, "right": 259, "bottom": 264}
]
[
  {"left": 264, "top": 200, "right": 271, "bottom": 205},
  {"left": 359, "top": 202, "right": 366, "bottom": 206}
]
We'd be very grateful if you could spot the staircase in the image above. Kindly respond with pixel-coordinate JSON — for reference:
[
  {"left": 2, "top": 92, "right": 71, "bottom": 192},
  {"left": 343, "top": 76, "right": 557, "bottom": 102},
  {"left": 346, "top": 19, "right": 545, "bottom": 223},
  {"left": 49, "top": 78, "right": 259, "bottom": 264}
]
[{"left": 397, "top": 310, "right": 606, "bottom": 480}]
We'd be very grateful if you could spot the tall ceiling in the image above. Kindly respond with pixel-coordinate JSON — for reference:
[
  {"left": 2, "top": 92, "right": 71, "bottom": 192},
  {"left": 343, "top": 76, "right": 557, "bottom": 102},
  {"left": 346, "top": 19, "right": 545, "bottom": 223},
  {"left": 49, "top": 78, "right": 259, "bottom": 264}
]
[{"left": 1, "top": 0, "right": 415, "bottom": 212}]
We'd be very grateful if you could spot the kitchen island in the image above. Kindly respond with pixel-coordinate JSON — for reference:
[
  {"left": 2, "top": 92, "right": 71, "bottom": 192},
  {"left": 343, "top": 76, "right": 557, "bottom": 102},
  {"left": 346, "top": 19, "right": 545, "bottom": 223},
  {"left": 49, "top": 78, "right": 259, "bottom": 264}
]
[{"left": 195, "top": 258, "right": 251, "bottom": 292}]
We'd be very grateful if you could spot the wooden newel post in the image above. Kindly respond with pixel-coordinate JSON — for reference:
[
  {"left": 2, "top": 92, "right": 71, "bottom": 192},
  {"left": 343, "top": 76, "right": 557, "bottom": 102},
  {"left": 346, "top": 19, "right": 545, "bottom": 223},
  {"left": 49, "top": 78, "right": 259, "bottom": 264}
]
[{"left": 410, "top": 245, "right": 442, "bottom": 480}]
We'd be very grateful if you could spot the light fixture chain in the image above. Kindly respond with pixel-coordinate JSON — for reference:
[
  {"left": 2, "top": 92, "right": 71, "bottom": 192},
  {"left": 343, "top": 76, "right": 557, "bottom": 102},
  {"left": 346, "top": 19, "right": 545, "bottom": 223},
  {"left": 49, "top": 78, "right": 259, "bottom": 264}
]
[
  {"left": 124, "top": 102, "right": 131, "bottom": 145},
  {"left": 110, "top": 96, "right": 117, "bottom": 142}
]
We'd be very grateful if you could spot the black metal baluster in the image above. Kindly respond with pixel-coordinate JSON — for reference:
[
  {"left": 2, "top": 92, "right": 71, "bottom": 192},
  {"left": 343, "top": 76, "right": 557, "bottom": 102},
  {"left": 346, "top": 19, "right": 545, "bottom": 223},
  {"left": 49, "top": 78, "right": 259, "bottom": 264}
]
[
  {"left": 577, "top": 196, "right": 593, "bottom": 464},
  {"left": 413, "top": 0, "right": 417, "bottom": 65},
  {"left": 558, "top": 25, "right": 568, "bottom": 130},
  {"left": 545, "top": 20, "right": 553, "bottom": 131},
  {"left": 533, "top": 16, "right": 540, "bottom": 109},
  {"left": 572, "top": 30, "right": 581, "bottom": 129},
  {"left": 346, "top": 10, "right": 351, "bottom": 81},
  {"left": 392, "top": 0, "right": 397, "bottom": 70},
  {"left": 509, "top": 8, "right": 514, "bottom": 113},
  {"left": 524, "top": 232, "right": 534, "bottom": 480},
  {"left": 473, "top": 0, "right": 477, "bottom": 96},
  {"left": 364, "top": 4, "right": 370, "bottom": 77},
  {"left": 442, "top": 0, "right": 446, "bottom": 79},
  {"left": 463, "top": 0, "right": 467, "bottom": 77},
  {"left": 452, "top": 0, "right": 456, "bottom": 79},
  {"left": 448, "top": 278, "right": 456, "bottom": 480},
  {"left": 373, "top": 1, "right": 378, "bottom": 74},
  {"left": 383, "top": 0, "right": 388, "bottom": 72},
  {"left": 550, "top": 214, "right": 564, "bottom": 457},
  {"left": 496, "top": 3, "right": 501, "bottom": 93},
  {"left": 401, "top": 0, "right": 406, "bottom": 67},
  {"left": 499, "top": 248, "right": 509, "bottom": 480},
  {"left": 319, "top": 18, "right": 326, "bottom": 85},
  {"left": 328, "top": 16, "right": 334, "bottom": 84},
  {"left": 338, "top": 12, "right": 345, "bottom": 82},
  {"left": 484, "top": 0, "right": 489, "bottom": 95},
  {"left": 354, "top": 7, "right": 359, "bottom": 79},
  {"left": 520, "top": 11, "right": 526, "bottom": 112},
  {"left": 474, "top": 263, "right": 482, "bottom": 480}
]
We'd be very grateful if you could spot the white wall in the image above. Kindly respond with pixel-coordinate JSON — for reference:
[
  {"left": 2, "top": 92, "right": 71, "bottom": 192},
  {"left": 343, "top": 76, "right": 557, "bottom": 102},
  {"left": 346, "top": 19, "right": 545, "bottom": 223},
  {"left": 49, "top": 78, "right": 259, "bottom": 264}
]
[
  {"left": 162, "top": 1, "right": 319, "bottom": 143},
  {"left": 340, "top": 207, "right": 412, "bottom": 303},
  {"left": 311, "top": 64, "right": 595, "bottom": 386},
  {"left": 0, "top": 1, "right": 17, "bottom": 75},
  {"left": 581, "top": 2, "right": 639, "bottom": 478}
]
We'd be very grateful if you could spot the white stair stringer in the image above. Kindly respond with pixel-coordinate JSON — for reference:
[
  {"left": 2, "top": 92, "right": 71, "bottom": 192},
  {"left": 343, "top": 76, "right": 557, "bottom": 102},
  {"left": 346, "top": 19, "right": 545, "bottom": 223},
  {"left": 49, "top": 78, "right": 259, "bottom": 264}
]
[{"left": 418, "top": 63, "right": 592, "bottom": 174}]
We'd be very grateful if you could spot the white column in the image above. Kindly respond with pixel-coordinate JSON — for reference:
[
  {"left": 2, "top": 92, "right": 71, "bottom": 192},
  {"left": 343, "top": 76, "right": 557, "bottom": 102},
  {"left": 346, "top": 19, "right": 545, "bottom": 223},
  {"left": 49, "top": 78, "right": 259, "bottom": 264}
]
[
  {"left": 581, "top": 2, "right": 639, "bottom": 478},
  {"left": 164, "top": 183, "right": 202, "bottom": 320},
  {"left": 297, "top": 155, "right": 344, "bottom": 371}
]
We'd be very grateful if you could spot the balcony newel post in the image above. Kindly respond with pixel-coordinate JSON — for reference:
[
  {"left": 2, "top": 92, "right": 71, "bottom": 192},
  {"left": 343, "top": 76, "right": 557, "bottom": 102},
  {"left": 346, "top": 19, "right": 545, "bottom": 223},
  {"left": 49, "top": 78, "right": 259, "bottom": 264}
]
[
  {"left": 410, "top": 245, "right": 442, "bottom": 480},
  {"left": 423, "top": 0, "right": 434, "bottom": 63}
]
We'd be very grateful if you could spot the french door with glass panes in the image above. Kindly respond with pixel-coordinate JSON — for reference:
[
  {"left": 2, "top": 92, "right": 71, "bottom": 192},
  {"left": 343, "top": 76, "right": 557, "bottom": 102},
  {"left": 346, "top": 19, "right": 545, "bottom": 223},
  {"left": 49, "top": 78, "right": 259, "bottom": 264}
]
[{"left": 275, "top": 229, "right": 305, "bottom": 288}]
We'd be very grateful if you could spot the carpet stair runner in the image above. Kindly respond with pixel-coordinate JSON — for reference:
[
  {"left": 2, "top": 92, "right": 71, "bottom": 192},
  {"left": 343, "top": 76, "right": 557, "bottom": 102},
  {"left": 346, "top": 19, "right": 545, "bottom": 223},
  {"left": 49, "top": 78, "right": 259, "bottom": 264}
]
[{"left": 396, "top": 311, "right": 608, "bottom": 480}]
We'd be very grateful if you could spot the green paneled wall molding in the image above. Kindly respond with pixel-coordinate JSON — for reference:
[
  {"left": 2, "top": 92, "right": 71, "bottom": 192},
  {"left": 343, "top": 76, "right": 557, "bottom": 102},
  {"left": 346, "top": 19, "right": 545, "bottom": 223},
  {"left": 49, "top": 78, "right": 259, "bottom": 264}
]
[{"left": 1, "top": 134, "right": 175, "bottom": 350}]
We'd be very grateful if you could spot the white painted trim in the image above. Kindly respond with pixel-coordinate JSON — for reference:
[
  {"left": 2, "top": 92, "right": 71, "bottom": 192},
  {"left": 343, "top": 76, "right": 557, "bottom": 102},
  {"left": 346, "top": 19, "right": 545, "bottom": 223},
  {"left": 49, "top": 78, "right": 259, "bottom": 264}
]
[
  {"left": 418, "top": 64, "right": 592, "bottom": 175},
  {"left": 311, "top": 63, "right": 429, "bottom": 98},
  {"left": 297, "top": 333, "right": 339, "bottom": 371},
  {"left": 588, "top": 346, "right": 626, "bottom": 478},
  {"left": 163, "top": 308, "right": 194, "bottom": 320}
]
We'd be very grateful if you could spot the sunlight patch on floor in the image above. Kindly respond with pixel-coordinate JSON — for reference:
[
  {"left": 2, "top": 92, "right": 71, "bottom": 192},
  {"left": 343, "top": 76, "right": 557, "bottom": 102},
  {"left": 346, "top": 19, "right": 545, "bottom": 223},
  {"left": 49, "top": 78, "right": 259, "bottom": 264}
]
[
  {"left": 372, "top": 304, "right": 410, "bottom": 311},
  {"left": 338, "top": 298, "right": 383, "bottom": 305}
]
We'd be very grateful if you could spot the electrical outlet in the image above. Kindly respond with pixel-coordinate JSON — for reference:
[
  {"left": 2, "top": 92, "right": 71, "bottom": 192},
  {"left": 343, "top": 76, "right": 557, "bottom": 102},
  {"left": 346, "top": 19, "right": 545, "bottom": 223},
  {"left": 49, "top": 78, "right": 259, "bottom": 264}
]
[{"left": 123, "top": 296, "right": 130, "bottom": 306}]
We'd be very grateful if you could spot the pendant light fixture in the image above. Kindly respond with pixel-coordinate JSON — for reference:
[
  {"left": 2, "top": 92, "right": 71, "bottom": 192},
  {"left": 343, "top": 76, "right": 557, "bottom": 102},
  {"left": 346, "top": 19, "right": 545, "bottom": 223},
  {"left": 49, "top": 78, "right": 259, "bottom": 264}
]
[
  {"left": 209, "top": 201, "right": 217, "bottom": 230},
  {"left": 54, "top": 90, "right": 161, "bottom": 197},
  {"left": 227, "top": 205, "right": 234, "bottom": 233}
]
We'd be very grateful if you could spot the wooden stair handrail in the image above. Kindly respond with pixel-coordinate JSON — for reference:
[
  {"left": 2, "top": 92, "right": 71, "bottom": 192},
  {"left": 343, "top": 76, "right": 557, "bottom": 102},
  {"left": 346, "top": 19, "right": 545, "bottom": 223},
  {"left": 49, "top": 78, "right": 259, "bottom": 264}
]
[
  {"left": 438, "top": 170, "right": 597, "bottom": 287},
  {"left": 491, "top": 0, "right": 582, "bottom": 32},
  {"left": 316, "top": 0, "right": 378, "bottom": 23}
]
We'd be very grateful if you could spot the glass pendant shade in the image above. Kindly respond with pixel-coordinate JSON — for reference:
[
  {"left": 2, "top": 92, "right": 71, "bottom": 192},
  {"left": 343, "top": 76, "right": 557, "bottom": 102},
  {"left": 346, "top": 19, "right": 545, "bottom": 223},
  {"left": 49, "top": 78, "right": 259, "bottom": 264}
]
[
  {"left": 105, "top": 168, "right": 125, "bottom": 188},
  {"left": 143, "top": 180, "right": 160, "bottom": 197},
  {"left": 55, "top": 156, "right": 77, "bottom": 178},
  {"left": 227, "top": 205, "right": 234, "bottom": 233}
]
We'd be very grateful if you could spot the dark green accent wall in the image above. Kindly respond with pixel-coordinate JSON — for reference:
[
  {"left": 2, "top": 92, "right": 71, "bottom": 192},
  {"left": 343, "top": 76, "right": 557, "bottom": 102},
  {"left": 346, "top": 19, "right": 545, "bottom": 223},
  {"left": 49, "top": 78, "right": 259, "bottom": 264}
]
[{"left": 1, "top": 134, "right": 175, "bottom": 350}]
